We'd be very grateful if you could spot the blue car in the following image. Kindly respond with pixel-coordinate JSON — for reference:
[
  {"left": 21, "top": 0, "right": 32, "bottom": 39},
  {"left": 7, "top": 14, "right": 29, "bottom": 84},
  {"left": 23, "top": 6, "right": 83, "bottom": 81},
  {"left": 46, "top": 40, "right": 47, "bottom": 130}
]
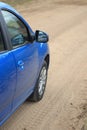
[{"left": 0, "top": 2, "right": 50, "bottom": 125}]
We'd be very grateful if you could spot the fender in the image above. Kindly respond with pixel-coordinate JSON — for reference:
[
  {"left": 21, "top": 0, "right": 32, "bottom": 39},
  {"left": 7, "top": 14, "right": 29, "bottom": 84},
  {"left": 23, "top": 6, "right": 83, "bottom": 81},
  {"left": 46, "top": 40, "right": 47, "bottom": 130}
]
[{"left": 37, "top": 42, "right": 50, "bottom": 73}]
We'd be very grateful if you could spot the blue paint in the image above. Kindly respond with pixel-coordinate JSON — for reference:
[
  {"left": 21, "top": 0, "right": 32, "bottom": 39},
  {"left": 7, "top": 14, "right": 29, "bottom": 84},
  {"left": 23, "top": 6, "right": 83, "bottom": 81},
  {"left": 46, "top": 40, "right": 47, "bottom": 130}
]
[{"left": 0, "top": 2, "right": 50, "bottom": 126}]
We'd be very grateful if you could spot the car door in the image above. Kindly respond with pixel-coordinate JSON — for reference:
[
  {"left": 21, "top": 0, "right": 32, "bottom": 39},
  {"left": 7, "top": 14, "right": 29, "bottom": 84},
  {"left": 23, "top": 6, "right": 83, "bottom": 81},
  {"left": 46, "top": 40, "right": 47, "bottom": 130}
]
[
  {"left": 1, "top": 10, "right": 39, "bottom": 109},
  {"left": 0, "top": 26, "right": 16, "bottom": 123}
]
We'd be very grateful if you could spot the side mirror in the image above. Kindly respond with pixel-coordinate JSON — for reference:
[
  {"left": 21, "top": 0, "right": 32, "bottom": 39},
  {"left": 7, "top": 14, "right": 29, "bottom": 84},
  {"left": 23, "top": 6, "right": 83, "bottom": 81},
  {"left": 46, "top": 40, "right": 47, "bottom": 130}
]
[{"left": 35, "top": 30, "right": 49, "bottom": 43}]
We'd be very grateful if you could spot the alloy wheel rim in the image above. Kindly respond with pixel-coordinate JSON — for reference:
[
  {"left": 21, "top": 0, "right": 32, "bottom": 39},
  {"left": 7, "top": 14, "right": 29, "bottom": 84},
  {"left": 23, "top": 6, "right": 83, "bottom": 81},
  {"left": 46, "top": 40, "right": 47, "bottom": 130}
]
[{"left": 38, "top": 66, "right": 47, "bottom": 96}]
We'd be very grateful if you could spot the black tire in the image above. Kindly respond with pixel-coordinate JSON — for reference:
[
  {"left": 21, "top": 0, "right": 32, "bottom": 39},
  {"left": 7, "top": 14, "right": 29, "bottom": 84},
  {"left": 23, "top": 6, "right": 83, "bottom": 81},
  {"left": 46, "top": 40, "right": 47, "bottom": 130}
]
[{"left": 29, "top": 61, "right": 48, "bottom": 102}]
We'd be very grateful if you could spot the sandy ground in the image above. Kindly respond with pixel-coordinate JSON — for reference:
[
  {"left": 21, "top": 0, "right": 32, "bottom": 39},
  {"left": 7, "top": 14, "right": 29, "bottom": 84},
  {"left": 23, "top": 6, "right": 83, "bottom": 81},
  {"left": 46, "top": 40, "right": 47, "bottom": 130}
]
[{"left": 1, "top": 0, "right": 87, "bottom": 130}]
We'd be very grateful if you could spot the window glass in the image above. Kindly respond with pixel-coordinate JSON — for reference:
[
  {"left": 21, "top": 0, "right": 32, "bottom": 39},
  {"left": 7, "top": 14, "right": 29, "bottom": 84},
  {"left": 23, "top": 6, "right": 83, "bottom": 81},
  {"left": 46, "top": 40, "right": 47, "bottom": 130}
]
[
  {"left": 0, "top": 30, "right": 4, "bottom": 51},
  {"left": 2, "top": 10, "right": 29, "bottom": 48}
]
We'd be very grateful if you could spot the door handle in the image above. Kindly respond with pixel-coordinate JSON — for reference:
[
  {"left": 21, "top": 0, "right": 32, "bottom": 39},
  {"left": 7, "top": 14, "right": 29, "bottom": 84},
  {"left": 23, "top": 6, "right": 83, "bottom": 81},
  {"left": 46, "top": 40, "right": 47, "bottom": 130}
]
[{"left": 17, "top": 60, "right": 24, "bottom": 69}]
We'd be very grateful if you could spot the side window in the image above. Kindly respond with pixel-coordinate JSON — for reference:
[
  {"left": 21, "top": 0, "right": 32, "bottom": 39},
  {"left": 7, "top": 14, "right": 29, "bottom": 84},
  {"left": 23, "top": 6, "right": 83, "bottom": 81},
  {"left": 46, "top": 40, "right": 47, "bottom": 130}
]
[
  {"left": 0, "top": 30, "right": 4, "bottom": 51},
  {"left": 1, "top": 10, "right": 29, "bottom": 48}
]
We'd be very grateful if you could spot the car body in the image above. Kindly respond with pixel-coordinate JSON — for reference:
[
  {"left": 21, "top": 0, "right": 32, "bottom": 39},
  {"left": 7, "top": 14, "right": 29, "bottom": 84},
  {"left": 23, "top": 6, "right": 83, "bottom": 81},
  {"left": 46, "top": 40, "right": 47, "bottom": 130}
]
[{"left": 0, "top": 2, "right": 50, "bottom": 126}]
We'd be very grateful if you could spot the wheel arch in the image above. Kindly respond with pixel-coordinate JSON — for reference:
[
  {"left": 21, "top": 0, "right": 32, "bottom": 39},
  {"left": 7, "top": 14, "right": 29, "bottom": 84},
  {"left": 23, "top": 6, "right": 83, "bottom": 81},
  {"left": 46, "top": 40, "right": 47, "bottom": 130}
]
[{"left": 44, "top": 54, "right": 50, "bottom": 70}]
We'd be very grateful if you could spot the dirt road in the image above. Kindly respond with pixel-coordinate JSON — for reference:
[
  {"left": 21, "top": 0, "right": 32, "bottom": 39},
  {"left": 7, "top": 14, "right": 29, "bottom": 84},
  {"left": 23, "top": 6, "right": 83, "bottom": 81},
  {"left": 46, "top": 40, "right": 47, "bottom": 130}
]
[{"left": 1, "top": 1, "right": 87, "bottom": 130}]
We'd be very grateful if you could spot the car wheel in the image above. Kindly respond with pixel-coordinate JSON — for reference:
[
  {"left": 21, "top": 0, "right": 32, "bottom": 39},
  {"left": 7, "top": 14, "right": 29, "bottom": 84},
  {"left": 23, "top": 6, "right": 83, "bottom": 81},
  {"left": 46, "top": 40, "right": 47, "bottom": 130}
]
[{"left": 29, "top": 61, "right": 48, "bottom": 102}]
